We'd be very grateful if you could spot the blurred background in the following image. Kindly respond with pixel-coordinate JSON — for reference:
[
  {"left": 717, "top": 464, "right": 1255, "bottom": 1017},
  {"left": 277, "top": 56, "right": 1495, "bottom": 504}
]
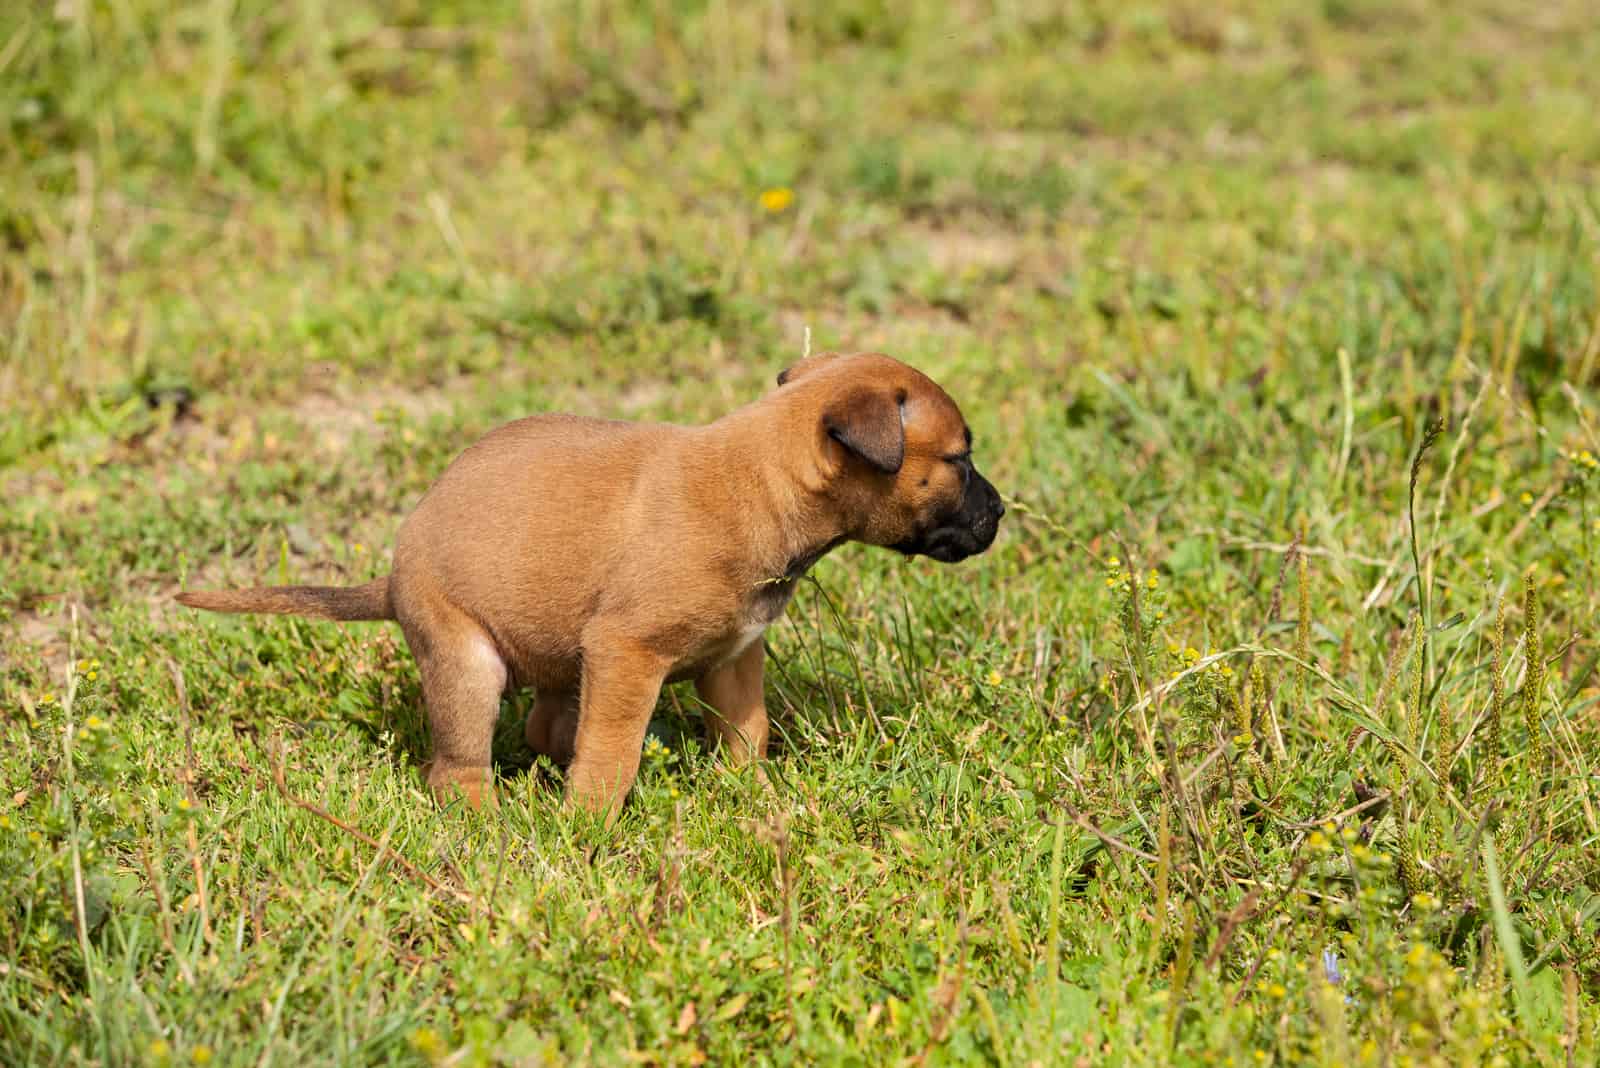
[
  {"left": 3, "top": 3, "right": 1599, "bottom": 1063},
  {"left": 3, "top": 0, "right": 1596, "bottom": 460}
]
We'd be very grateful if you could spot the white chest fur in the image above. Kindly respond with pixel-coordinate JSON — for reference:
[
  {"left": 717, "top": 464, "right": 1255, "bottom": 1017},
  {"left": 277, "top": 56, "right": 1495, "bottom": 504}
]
[{"left": 719, "top": 621, "right": 769, "bottom": 664}]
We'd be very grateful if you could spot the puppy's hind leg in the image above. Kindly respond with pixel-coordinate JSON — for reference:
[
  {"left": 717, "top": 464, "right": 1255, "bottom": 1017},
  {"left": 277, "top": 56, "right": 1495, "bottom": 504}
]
[
  {"left": 399, "top": 594, "right": 509, "bottom": 811},
  {"left": 524, "top": 689, "right": 579, "bottom": 766}
]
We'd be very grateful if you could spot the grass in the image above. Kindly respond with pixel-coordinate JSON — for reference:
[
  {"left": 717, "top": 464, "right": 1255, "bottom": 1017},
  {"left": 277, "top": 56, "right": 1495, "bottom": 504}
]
[{"left": 3, "top": 0, "right": 1600, "bottom": 1063}]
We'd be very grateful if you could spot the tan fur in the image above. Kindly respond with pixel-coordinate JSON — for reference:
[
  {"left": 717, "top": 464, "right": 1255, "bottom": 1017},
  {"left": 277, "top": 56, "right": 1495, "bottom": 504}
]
[
  {"left": 175, "top": 578, "right": 393, "bottom": 621},
  {"left": 178, "top": 353, "right": 1000, "bottom": 818}
]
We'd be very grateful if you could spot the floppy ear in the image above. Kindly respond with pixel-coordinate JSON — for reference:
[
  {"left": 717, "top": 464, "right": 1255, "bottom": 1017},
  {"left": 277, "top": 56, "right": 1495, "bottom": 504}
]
[
  {"left": 822, "top": 387, "right": 905, "bottom": 475},
  {"left": 776, "top": 352, "right": 840, "bottom": 387}
]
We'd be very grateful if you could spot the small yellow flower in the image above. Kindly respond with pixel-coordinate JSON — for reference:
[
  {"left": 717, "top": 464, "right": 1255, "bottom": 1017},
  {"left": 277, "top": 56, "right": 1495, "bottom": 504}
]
[
  {"left": 410, "top": 1028, "right": 444, "bottom": 1057},
  {"left": 1107, "top": 556, "right": 1120, "bottom": 567},
  {"left": 77, "top": 659, "right": 90, "bottom": 671},
  {"left": 1520, "top": 491, "right": 1533, "bottom": 505},
  {"left": 191, "top": 1045, "right": 213, "bottom": 1065},
  {"left": 1146, "top": 572, "right": 1159, "bottom": 589},
  {"left": 41, "top": 692, "right": 56, "bottom": 705},
  {"left": 985, "top": 670, "right": 1003, "bottom": 687},
  {"left": 87, "top": 671, "right": 98, "bottom": 682},
  {"left": 148, "top": 1039, "right": 171, "bottom": 1060},
  {"left": 1308, "top": 831, "right": 1329, "bottom": 851},
  {"left": 352, "top": 543, "right": 365, "bottom": 554},
  {"left": 84, "top": 715, "right": 104, "bottom": 730},
  {"left": 177, "top": 798, "right": 193, "bottom": 812},
  {"left": 758, "top": 187, "right": 795, "bottom": 213}
]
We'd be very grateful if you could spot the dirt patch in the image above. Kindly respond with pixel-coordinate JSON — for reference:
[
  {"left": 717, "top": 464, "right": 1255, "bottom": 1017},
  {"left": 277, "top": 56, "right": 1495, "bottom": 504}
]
[
  {"left": 1, "top": 599, "right": 92, "bottom": 686},
  {"left": 283, "top": 378, "right": 459, "bottom": 452},
  {"left": 915, "top": 226, "right": 1023, "bottom": 275}
]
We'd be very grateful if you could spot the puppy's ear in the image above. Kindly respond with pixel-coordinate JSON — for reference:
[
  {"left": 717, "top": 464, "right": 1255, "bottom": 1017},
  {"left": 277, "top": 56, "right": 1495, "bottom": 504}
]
[
  {"left": 776, "top": 352, "right": 840, "bottom": 387},
  {"left": 823, "top": 386, "right": 905, "bottom": 475}
]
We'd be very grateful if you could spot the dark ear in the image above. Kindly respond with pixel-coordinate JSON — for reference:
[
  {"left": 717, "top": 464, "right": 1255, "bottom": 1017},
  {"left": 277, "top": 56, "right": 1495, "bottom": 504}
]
[
  {"left": 823, "top": 387, "right": 905, "bottom": 475},
  {"left": 776, "top": 352, "right": 840, "bottom": 387}
]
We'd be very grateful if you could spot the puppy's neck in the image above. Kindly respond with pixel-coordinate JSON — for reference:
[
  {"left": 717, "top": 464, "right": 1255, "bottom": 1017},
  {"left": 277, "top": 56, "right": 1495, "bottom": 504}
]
[
  {"left": 755, "top": 534, "right": 846, "bottom": 589},
  {"left": 705, "top": 402, "right": 857, "bottom": 585}
]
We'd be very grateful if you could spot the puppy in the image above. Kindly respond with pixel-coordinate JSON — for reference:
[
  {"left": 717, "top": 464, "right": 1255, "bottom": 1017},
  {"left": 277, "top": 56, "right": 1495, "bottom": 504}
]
[{"left": 178, "top": 352, "right": 1003, "bottom": 815}]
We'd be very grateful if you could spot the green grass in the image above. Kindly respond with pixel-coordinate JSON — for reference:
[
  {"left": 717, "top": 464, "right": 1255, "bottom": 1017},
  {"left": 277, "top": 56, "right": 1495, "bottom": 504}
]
[{"left": 3, "top": 0, "right": 1600, "bottom": 1063}]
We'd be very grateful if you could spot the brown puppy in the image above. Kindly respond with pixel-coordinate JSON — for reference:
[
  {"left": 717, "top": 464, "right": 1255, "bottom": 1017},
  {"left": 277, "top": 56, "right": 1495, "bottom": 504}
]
[{"left": 178, "top": 352, "right": 1003, "bottom": 816}]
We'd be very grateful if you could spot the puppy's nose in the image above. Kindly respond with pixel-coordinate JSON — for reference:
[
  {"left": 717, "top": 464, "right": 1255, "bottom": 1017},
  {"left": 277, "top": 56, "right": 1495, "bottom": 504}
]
[{"left": 987, "top": 483, "right": 1005, "bottom": 520}]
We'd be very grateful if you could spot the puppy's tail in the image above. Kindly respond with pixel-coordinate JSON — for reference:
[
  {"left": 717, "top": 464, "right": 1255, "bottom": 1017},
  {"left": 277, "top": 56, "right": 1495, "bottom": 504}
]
[{"left": 176, "top": 576, "right": 394, "bottom": 622}]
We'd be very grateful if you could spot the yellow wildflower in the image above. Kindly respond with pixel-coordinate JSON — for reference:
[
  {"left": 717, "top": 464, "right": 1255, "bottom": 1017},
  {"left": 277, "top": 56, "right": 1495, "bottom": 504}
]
[{"left": 758, "top": 187, "right": 795, "bottom": 213}]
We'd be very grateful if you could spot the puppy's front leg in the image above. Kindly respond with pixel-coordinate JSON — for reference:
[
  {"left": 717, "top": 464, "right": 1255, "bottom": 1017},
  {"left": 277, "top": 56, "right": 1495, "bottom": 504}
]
[
  {"left": 565, "top": 637, "right": 670, "bottom": 821},
  {"left": 694, "top": 640, "right": 769, "bottom": 767}
]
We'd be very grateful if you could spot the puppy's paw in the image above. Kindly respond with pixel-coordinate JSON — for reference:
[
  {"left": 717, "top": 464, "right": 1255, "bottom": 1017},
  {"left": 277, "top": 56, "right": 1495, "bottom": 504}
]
[{"left": 422, "top": 761, "right": 498, "bottom": 811}]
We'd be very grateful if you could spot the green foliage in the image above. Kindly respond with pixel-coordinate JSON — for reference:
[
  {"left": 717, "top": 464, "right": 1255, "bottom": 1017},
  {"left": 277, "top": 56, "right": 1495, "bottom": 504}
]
[{"left": 4, "top": 0, "right": 1600, "bottom": 1064}]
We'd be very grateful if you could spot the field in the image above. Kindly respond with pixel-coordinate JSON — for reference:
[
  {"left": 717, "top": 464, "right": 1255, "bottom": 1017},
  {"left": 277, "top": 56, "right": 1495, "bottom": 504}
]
[{"left": 3, "top": 1, "right": 1599, "bottom": 1063}]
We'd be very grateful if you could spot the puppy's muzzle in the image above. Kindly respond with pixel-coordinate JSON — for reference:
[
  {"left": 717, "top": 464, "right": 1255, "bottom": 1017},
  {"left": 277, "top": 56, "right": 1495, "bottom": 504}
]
[{"left": 894, "top": 469, "right": 1005, "bottom": 564}]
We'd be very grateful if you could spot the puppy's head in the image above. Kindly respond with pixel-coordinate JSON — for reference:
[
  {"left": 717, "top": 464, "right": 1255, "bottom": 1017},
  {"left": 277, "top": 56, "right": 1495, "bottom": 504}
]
[{"left": 777, "top": 352, "right": 1003, "bottom": 563}]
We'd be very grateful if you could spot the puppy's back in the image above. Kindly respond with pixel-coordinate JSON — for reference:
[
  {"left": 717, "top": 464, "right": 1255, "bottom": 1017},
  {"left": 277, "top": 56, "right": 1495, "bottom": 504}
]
[{"left": 392, "top": 414, "right": 686, "bottom": 653}]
